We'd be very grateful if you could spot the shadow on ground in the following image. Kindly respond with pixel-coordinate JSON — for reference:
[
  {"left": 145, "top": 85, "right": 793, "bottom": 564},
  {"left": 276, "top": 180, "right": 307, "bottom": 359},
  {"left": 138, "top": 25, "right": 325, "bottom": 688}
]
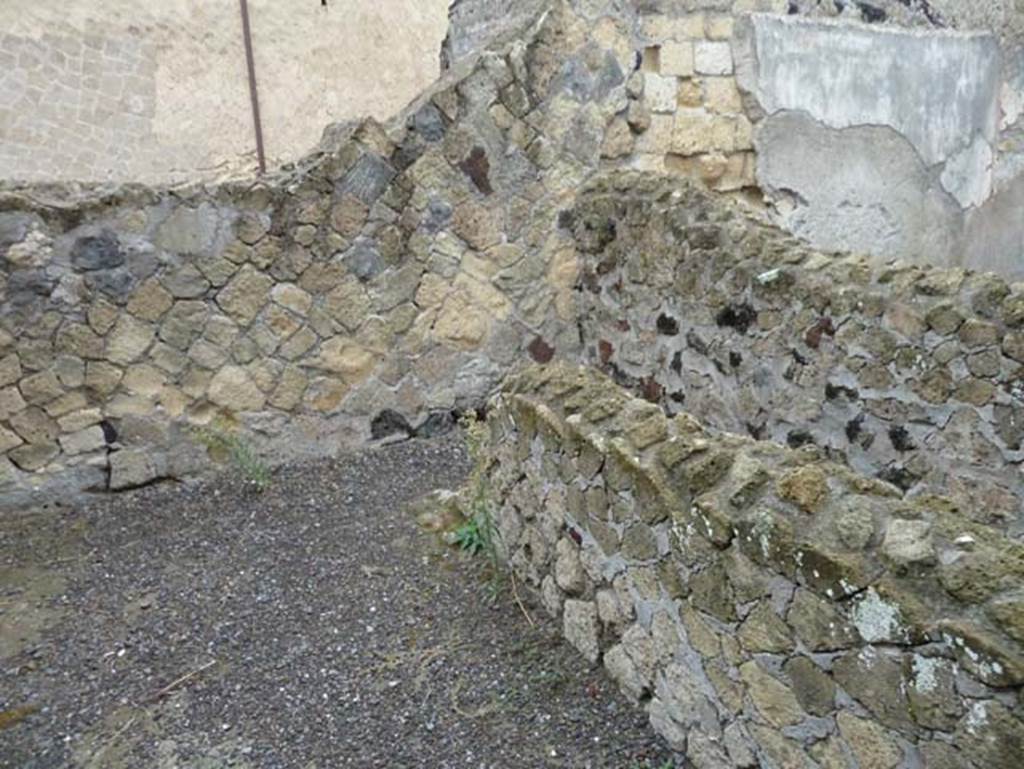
[{"left": 1, "top": 434, "right": 674, "bottom": 769}]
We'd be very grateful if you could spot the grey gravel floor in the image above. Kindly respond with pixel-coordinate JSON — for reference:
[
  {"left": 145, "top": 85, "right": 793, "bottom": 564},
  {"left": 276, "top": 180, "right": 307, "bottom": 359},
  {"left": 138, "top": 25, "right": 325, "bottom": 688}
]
[{"left": 1, "top": 434, "right": 674, "bottom": 769}]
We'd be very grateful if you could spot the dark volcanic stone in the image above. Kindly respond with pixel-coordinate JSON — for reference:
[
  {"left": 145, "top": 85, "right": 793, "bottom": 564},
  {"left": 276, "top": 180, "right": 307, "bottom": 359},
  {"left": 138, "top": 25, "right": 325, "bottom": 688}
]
[
  {"left": 656, "top": 313, "right": 679, "bottom": 336},
  {"left": 414, "top": 410, "right": 457, "bottom": 438},
  {"left": 423, "top": 199, "right": 453, "bottom": 234},
  {"left": 527, "top": 336, "right": 555, "bottom": 364},
  {"left": 857, "top": 1, "right": 887, "bottom": 23},
  {"left": 715, "top": 303, "right": 757, "bottom": 334},
  {"left": 337, "top": 153, "right": 396, "bottom": 205},
  {"left": 6, "top": 269, "right": 55, "bottom": 304},
  {"left": 343, "top": 240, "right": 385, "bottom": 282},
  {"left": 99, "top": 419, "right": 119, "bottom": 444},
  {"left": 888, "top": 424, "right": 916, "bottom": 452},
  {"left": 787, "top": 429, "right": 814, "bottom": 449},
  {"left": 670, "top": 350, "right": 683, "bottom": 374},
  {"left": 804, "top": 317, "right": 836, "bottom": 349},
  {"left": 0, "top": 212, "right": 35, "bottom": 250},
  {"left": 878, "top": 464, "right": 920, "bottom": 492},
  {"left": 412, "top": 103, "right": 446, "bottom": 142},
  {"left": 459, "top": 146, "right": 493, "bottom": 195},
  {"left": 70, "top": 230, "right": 125, "bottom": 271},
  {"left": 391, "top": 138, "right": 426, "bottom": 172},
  {"left": 846, "top": 414, "right": 865, "bottom": 443},
  {"left": 826, "top": 382, "right": 859, "bottom": 401},
  {"left": 686, "top": 330, "right": 709, "bottom": 355},
  {"left": 371, "top": 409, "right": 414, "bottom": 440},
  {"left": 641, "top": 376, "right": 662, "bottom": 403},
  {"left": 85, "top": 267, "right": 135, "bottom": 300}
]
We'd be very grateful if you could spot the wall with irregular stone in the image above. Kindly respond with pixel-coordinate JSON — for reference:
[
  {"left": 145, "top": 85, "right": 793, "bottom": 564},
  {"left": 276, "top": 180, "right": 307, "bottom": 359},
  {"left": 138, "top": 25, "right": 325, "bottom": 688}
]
[
  {"left": 574, "top": 172, "right": 1024, "bottom": 539},
  {"left": 0, "top": 0, "right": 450, "bottom": 184},
  {"left": 441, "top": 0, "right": 548, "bottom": 69},
  {"left": 481, "top": 360, "right": 1023, "bottom": 768},
  {"left": 0, "top": 0, "right": 641, "bottom": 511},
  {"left": 625, "top": 1, "right": 1024, "bottom": 274}
]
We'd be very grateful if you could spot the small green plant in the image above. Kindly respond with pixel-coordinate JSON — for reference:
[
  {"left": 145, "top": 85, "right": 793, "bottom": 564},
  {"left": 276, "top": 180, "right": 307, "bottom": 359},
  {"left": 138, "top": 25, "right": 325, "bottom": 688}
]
[
  {"left": 192, "top": 418, "right": 272, "bottom": 492},
  {"left": 458, "top": 411, "right": 502, "bottom": 598},
  {"left": 453, "top": 516, "right": 487, "bottom": 555}
]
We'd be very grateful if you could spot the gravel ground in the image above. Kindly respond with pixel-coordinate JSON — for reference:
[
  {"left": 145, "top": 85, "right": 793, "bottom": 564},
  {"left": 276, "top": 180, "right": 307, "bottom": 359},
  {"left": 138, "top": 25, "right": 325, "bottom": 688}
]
[{"left": 1, "top": 434, "right": 675, "bottom": 769}]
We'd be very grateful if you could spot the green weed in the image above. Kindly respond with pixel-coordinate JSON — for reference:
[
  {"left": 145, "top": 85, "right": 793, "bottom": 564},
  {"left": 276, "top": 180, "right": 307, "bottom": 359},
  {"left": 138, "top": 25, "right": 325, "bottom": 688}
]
[
  {"left": 458, "top": 411, "right": 502, "bottom": 599},
  {"left": 192, "top": 419, "right": 272, "bottom": 492},
  {"left": 453, "top": 516, "right": 488, "bottom": 555}
]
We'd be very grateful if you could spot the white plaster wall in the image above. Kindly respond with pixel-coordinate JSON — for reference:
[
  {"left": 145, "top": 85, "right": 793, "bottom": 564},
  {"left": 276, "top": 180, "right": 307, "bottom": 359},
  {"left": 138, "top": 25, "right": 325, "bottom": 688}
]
[
  {"left": 736, "top": 13, "right": 1024, "bottom": 273},
  {"left": 746, "top": 16, "right": 1001, "bottom": 169},
  {"left": 0, "top": 0, "right": 450, "bottom": 184}
]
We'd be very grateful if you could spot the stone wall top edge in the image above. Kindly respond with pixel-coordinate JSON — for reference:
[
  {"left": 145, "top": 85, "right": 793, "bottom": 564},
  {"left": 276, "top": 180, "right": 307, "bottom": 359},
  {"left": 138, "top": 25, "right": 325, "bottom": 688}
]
[
  {"left": 499, "top": 360, "right": 1024, "bottom": 686},
  {"left": 576, "top": 169, "right": 1023, "bottom": 315}
]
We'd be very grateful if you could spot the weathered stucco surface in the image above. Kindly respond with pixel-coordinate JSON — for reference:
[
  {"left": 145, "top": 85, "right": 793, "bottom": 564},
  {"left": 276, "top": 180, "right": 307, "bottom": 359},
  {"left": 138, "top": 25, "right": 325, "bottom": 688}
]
[
  {"left": 753, "top": 112, "right": 965, "bottom": 261},
  {"left": 614, "top": 0, "right": 1024, "bottom": 274},
  {"left": 0, "top": 0, "right": 450, "bottom": 183},
  {"left": 965, "top": 172, "right": 1024, "bottom": 275},
  {"left": 743, "top": 15, "right": 1001, "bottom": 172},
  {"left": 733, "top": 13, "right": 1024, "bottom": 270}
]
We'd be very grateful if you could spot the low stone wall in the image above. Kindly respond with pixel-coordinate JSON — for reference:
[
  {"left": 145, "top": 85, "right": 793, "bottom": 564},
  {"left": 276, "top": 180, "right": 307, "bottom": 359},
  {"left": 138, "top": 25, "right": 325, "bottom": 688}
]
[
  {"left": 574, "top": 172, "right": 1024, "bottom": 539},
  {"left": 482, "top": 360, "right": 1023, "bottom": 768},
  {"left": 0, "top": 0, "right": 640, "bottom": 511}
]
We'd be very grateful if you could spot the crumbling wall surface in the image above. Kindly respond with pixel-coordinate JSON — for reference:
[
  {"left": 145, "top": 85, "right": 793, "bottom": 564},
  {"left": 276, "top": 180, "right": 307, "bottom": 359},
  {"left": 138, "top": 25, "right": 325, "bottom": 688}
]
[
  {"left": 483, "top": 360, "right": 1023, "bottom": 768},
  {"left": 573, "top": 172, "right": 1024, "bottom": 539},
  {"left": 734, "top": 14, "right": 1011, "bottom": 266},
  {"left": 741, "top": 16, "right": 1001, "bottom": 190},
  {"left": 964, "top": 172, "right": 1024, "bottom": 279},
  {"left": 775, "top": 0, "right": 1024, "bottom": 44},
  {"left": 628, "top": 2, "right": 1024, "bottom": 275},
  {"left": 0, "top": 0, "right": 642, "bottom": 512}
]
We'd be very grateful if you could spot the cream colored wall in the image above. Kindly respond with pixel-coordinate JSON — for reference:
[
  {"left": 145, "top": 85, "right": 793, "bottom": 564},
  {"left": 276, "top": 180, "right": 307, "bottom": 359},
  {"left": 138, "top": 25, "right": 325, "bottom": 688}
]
[{"left": 0, "top": 0, "right": 450, "bottom": 184}]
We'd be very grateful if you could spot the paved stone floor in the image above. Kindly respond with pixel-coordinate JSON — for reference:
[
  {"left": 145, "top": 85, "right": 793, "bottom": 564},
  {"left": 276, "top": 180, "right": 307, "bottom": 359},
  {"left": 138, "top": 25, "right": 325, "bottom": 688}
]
[{"left": 0, "top": 435, "right": 674, "bottom": 768}]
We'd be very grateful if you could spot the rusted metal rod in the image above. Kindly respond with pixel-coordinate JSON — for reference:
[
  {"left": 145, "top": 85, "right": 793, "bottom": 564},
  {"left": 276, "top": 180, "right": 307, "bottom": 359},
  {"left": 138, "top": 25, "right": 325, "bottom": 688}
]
[{"left": 239, "top": 0, "right": 266, "bottom": 174}]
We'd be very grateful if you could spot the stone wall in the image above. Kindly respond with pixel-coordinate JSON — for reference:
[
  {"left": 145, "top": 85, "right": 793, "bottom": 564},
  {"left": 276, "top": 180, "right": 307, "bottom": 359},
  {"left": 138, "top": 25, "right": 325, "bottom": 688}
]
[
  {"left": 0, "top": 1, "right": 641, "bottom": 512},
  {"left": 481, "top": 360, "right": 1023, "bottom": 768},
  {"left": 441, "top": 0, "right": 548, "bottom": 69},
  {"left": 574, "top": 172, "right": 1024, "bottom": 539},
  {"left": 0, "top": 0, "right": 450, "bottom": 183},
  {"left": 625, "top": 1, "right": 1024, "bottom": 274},
  {"left": 629, "top": 2, "right": 765, "bottom": 192}
]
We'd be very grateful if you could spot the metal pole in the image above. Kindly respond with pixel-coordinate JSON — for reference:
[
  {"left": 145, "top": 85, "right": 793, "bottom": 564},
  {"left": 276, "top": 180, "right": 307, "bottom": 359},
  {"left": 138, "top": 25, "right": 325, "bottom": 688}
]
[{"left": 239, "top": 0, "right": 266, "bottom": 174}]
